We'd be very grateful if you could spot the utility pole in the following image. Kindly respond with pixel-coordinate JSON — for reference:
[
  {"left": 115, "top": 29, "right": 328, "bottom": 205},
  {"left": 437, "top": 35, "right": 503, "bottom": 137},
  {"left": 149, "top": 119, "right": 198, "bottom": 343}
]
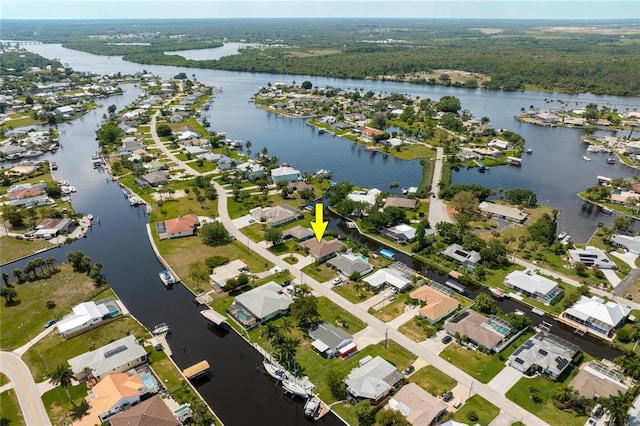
[
  {"left": 468, "top": 381, "right": 474, "bottom": 400},
  {"left": 385, "top": 328, "right": 388, "bottom": 349},
  {"left": 20, "top": 321, "right": 30, "bottom": 341}
]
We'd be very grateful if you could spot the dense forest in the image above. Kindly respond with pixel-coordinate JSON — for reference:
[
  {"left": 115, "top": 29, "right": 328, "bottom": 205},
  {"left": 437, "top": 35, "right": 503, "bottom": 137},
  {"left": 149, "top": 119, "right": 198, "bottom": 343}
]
[{"left": 2, "top": 19, "right": 639, "bottom": 95}]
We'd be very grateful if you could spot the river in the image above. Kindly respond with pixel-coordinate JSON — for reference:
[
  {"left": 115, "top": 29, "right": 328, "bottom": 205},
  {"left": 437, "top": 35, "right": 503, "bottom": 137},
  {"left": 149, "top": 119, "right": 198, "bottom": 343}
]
[{"left": 3, "top": 42, "right": 635, "bottom": 422}]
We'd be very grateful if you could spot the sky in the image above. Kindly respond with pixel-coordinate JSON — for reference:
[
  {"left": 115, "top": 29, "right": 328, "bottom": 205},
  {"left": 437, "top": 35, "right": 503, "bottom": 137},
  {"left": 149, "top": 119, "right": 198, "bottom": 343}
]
[{"left": 2, "top": 0, "right": 639, "bottom": 20}]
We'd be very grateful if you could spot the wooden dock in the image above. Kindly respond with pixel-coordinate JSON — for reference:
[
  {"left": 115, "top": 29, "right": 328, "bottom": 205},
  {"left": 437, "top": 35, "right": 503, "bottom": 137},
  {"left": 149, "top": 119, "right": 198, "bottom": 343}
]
[{"left": 155, "top": 333, "right": 173, "bottom": 357}]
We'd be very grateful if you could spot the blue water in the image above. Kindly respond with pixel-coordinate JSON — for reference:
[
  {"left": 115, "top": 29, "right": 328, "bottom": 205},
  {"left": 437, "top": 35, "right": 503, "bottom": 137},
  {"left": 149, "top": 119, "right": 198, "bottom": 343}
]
[{"left": 141, "top": 374, "right": 154, "bottom": 389}]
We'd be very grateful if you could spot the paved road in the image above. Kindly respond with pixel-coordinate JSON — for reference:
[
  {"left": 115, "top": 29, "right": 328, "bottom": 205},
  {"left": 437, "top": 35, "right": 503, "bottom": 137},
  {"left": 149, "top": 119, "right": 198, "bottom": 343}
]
[
  {"left": 0, "top": 351, "right": 52, "bottom": 426},
  {"left": 427, "top": 147, "right": 453, "bottom": 225}
]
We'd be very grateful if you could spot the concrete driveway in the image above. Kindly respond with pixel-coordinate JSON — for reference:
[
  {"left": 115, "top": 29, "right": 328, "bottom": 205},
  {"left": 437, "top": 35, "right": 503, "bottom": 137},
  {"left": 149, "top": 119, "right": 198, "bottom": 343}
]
[
  {"left": 602, "top": 269, "right": 622, "bottom": 288},
  {"left": 487, "top": 364, "right": 523, "bottom": 395},
  {"left": 610, "top": 251, "right": 638, "bottom": 270},
  {"left": 232, "top": 214, "right": 256, "bottom": 229}
]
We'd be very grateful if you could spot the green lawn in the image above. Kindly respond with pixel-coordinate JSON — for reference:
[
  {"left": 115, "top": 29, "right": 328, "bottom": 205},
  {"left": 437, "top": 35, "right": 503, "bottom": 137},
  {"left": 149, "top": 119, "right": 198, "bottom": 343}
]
[
  {"left": 23, "top": 316, "right": 150, "bottom": 381},
  {"left": 0, "top": 373, "right": 8, "bottom": 386},
  {"left": 369, "top": 293, "right": 414, "bottom": 322},
  {"left": 302, "top": 262, "right": 338, "bottom": 283},
  {"left": 41, "top": 382, "right": 88, "bottom": 426},
  {"left": 0, "top": 389, "right": 25, "bottom": 426},
  {"left": 398, "top": 316, "right": 439, "bottom": 342},
  {"left": 317, "top": 296, "right": 366, "bottom": 334},
  {"left": 0, "top": 264, "right": 102, "bottom": 351},
  {"left": 0, "top": 236, "right": 53, "bottom": 265},
  {"left": 333, "top": 281, "right": 374, "bottom": 304},
  {"left": 439, "top": 344, "right": 506, "bottom": 384},
  {"left": 451, "top": 394, "right": 500, "bottom": 426},
  {"left": 506, "top": 375, "right": 589, "bottom": 426},
  {"left": 409, "top": 365, "right": 457, "bottom": 396}
]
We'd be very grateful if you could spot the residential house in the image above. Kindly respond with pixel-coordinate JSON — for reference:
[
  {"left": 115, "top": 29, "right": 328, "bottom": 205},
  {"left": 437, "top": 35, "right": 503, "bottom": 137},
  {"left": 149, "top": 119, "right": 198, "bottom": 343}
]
[
  {"left": 388, "top": 382, "right": 448, "bottom": 426},
  {"left": 236, "top": 161, "right": 266, "bottom": 180},
  {"left": 282, "top": 225, "right": 314, "bottom": 242},
  {"left": 178, "top": 130, "right": 201, "bottom": 141},
  {"left": 209, "top": 259, "right": 248, "bottom": 288},
  {"left": 383, "top": 197, "right": 417, "bottom": 210},
  {"left": 560, "top": 295, "right": 631, "bottom": 338},
  {"left": 34, "top": 218, "right": 76, "bottom": 239},
  {"left": 327, "top": 253, "right": 374, "bottom": 277},
  {"left": 344, "top": 356, "right": 403, "bottom": 402},
  {"left": 361, "top": 127, "right": 385, "bottom": 142},
  {"left": 440, "top": 244, "right": 481, "bottom": 268},
  {"left": 121, "top": 138, "right": 145, "bottom": 153},
  {"left": 505, "top": 269, "right": 563, "bottom": 304},
  {"left": 568, "top": 361, "right": 628, "bottom": 399},
  {"left": 271, "top": 166, "right": 301, "bottom": 183},
  {"left": 610, "top": 234, "right": 640, "bottom": 255},
  {"left": 67, "top": 335, "right": 148, "bottom": 381},
  {"left": 347, "top": 188, "right": 382, "bottom": 206},
  {"left": 81, "top": 372, "right": 147, "bottom": 425},
  {"left": 308, "top": 322, "right": 353, "bottom": 358},
  {"left": 300, "top": 239, "right": 345, "bottom": 262},
  {"left": 0, "top": 145, "right": 26, "bottom": 157},
  {"left": 9, "top": 194, "right": 52, "bottom": 208},
  {"left": 536, "top": 112, "right": 560, "bottom": 123},
  {"left": 409, "top": 285, "right": 459, "bottom": 324},
  {"left": 216, "top": 154, "right": 236, "bottom": 171},
  {"left": 184, "top": 145, "right": 208, "bottom": 157},
  {"left": 6, "top": 186, "right": 44, "bottom": 201},
  {"left": 53, "top": 105, "right": 75, "bottom": 117},
  {"left": 229, "top": 282, "right": 293, "bottom": 328},
  {"left": 488, "top": 139, "right": 512, "bottom": 150},
  {"left": 568, "top": 246, "right": 616, "bottom": 269},
  {"left": 444, "top": 310, "right": 511, "bottom": 352},
  {"left": 249, "top": 205, "right": 301, "bottom": 227},
  {"left": 136, "top": 171, "right": 170, "bottom": 188},
  {"left": 508, "top": 331, "right": 580, "bottom": 379},
  {"left": 457, "top": 148, "right": 482, "bottom": 162},
  {"left": 479, "top": 201, "right": 528, "bottom": 223},
  {"left": 56, "top": 299, "right": 121, "bottom": 338},
  {"left": 383, "top": 224, "right": 417, "bottom": 244},
  {"left": 156, "top": 214, "right": 200, "bottom": 240},
  {"left": 363, "top": 268, "right": 412, "bottom": 292},
  {"left": 107, "top": 394, "right": 180, "bottom": 426}
]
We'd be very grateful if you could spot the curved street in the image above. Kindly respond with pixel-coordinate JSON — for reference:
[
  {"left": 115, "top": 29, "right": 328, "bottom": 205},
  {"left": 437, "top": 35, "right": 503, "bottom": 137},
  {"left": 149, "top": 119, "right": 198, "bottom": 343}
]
[{"left": 0, "top": 351, "right": 52, "bottom": 426}]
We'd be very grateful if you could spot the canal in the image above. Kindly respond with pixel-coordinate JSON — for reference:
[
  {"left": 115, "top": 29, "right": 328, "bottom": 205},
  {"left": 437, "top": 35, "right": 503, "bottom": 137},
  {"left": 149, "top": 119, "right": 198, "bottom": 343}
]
[{"left": 2, "top": 42, "right": 636, "bottom": 423}]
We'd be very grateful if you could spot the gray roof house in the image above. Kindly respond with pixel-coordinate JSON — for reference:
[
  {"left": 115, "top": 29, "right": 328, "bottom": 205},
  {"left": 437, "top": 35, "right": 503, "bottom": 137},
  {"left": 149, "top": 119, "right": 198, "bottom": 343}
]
[
  {"left": 327, "top": 254, "right": 374, "bottom": 277},
  {"left": 232, "top": 282, "right": 293, "bottom": 325},
  {"left": 568, "top": 246, "right": 616, "bottom": 269},
  {"left": 508, "top": 331, "right": 580, "bottom": 379},
  {"left": 137, "top": 171, "right": 170, "bottom": 188},
  {"left": 345, "top": 356, "right": 404, "bottom": 402},
  {"left": 505, "top": 269, "right": 563, "bottom": 304},
  {"left": 441, "top": 244, "right": 481, "bottom": 268},
  {"left": 67, "top": 335, "right": 148, "bottom": 382},
  {"left": 271, "top": 166, "right": 300, "bottom": 183},
  {"left": 383, "top": 224, "right": 417, "bottom": 244},
  {"left": 308, "top": 322, "right": 353, "bottom": 358},
  {"left": 610, "top": 234, "right": 640, "bottom": 255}
]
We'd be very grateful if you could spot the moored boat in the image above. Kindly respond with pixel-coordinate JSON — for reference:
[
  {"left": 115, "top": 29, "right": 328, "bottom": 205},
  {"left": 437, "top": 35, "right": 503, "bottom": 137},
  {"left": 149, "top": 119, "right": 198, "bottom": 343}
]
[
  {"left": 490, "top": 288, "right": 506, "bottom": 299},
  {"left": 159, "top": 269, "right": 177, "bottom": 287},
  {"left": 304, "top": 398, "right": 320, "bottom": 418},
  {"left": 153, "top": 323, "right": 171, "bottom": 335},
  {"left": 282, "top": 378, "right": 310, "bottom": 399},
  {"left": 263, "top": 360, "right": 288, "bottom": 381},
  {"left": 583, "top": 156, "right": 591, "bottom": 161},
  {"left": 557, "top": 231, "right": 567, "bottom": 240}
]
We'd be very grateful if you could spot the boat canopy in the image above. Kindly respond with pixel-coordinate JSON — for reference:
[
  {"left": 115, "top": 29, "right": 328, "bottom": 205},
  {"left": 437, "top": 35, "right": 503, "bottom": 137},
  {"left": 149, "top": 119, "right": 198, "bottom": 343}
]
[
  {"left": 183, "top": 360, "right": 210, "bottom": 379},
  {"left": 200, "top": 309, "right": 227, "bottom": 326}
]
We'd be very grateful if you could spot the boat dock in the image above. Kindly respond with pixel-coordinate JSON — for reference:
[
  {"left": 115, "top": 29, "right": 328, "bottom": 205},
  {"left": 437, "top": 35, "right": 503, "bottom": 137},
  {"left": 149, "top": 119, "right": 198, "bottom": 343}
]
[
  {"left": 507, "top": 156, "right": 522, "bottom": 166},
  {"left": 200, "top": 309, "right": 228, "bottom": 327},
  {"left": 155, "top": 333, "right": 173, "bottom": 357}
]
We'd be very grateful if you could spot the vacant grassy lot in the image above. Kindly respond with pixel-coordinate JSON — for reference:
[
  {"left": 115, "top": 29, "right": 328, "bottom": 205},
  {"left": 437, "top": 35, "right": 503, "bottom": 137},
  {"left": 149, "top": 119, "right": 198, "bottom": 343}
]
[
  {"left": 0, "top": 237, "right": 52, "bottom": 264},
  {"left": 23, "top": 316, "right": 149, "bottom": 381},
  {"left": 369, "top": 293, "right": 413, "bottom": 322},
  {"left": 451, "top": 394, "right": 500, "bottom": 425},
  {"left": 506, "top": 375, "right": 588, "bottom": 426},
  {"left": 302, "top": 262, "right": 338, "bottom": 283},
  {"left": 333, "top": 280, "right": 374, "bottom": 304},
  {"left": 0, "top": 389, "right": 25, "bottom": 426},
  {"left": 409, "top": 365, "right": 457, "bottom": 396},
  {"left": 0, "top": 264, "right": 102, "bottom": 351},
  {"left": 317, "top": 296, "right": 366, "bottom": 334},
  {"left": 41, "top": 382, "right": 88, "bottom": 426}
]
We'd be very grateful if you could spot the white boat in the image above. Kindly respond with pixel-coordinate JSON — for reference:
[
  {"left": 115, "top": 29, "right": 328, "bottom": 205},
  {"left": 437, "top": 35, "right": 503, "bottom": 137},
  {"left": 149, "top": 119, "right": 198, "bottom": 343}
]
[
  {"left": 153, "top": 323, "right": 171, "bottom": 335},
  {"left": 524, "top": 148, "right": 533, "bottom": 154},
  {"left": 557, "top": 231, "right": 567, "bottom": 240},
  {"left": 129, "top": 196, "right": 143, "bottom": 206},
  {"left": 263, "top": 360, "right": 288, "bottom": 381},
  {"left": 23, "top": 150, "right": 44, "bottom": 158},
  {"left": 602, "top": 207, "right": 614, "bottom": 215},
  {"left": 282, "top": 378, "right": 310, "bottom": 399},
  {"left": 159, "top": 269, "right": 177, "bottom": 286},
  {"left": 583, "top": 156, "right": 591, "bottom": 161},
  {"left": 606, "top": 157, "right": 617, "bottom": 164},
  {"left": 304, "top": 398, "right": 320, "bottom": 418},
  {"left": 315, "top": 169, "right": 331, "bottom": 177},
  {"left": 490, "top": 288, "right": 506, "bottom": 299},
  {"left": 87, "top": 214, "right": 94, "bottom": 221},
  {"left": 69, "top": 186, "right": 77, "bottom": 193},
  {"left": 514, "top": 309, "right": 525, "bottom": 316},
  {"left": 61, "top": 180, "right": 70, "bottom": 186},
  {"left": 61, "top": 186, "right": 72, "bottom": 194},
  {"left": 586, "top": 145, "right": 599, "bottom": 153}
]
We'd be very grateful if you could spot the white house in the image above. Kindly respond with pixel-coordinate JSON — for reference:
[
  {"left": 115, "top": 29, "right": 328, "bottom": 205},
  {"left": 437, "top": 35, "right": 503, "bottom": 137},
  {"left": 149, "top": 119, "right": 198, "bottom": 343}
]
[
  {"left": 568, "top": 246, "right": 616, "bottom": 269},
  {"left": 67, "top": 335, "right": 148, "bottom": 381},
  {"left": 231, "top": 282, "right": 293, "bottom": 325},
  {"left": 488, "top": 139, "right": 512, "bottom": 150},
  {"left": 363, "top": 268, "right": 412, "bottom": 292},
  {"left": 505, "top": 269, "right": 562, "bottom": 304},
  {"left": 56, "top": 300, "right": 120, "bottom": 338},
  {"left": 271, "top": 166, "right": 300, "bottom": 183},
  {"left": 236, "top": 161, "right": 266, "bottom": 180},
  {"left": 610, "top": 234, "right": 640, "bottom": 255},
  {"left": 561, "top": 296, "right": 631, "bottom": 338},
  {"left": 441, "top": 243, "right": 481, "bottom": 267},
  {"left": 383, "top": 224, "right": 416, "bottom": 244},
  {"left": 327, "top": 254, "right": 374, "bottom": 277},
  {"left": 347, "top": 188, "right": 382, "bottom": 206},
  {"left": 53, "top": 105, "right": 75, "bottom": 117}
]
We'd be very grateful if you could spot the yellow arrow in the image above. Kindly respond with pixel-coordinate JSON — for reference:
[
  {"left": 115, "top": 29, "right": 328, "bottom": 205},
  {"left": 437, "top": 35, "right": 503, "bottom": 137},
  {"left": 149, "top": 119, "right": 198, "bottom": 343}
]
[{"left": 310, "top": 203, "right": 328, "bottom": 242}]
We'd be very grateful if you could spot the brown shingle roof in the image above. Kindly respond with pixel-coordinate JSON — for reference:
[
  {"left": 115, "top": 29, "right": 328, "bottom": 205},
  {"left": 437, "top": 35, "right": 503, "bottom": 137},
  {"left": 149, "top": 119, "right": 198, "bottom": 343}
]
[
  {"left": 300, "top": 239, "right": 345, "bottom": 259},
  {"left": 163, "top": 214, "right": 199, "bottom": 235},
  {"left": 383, "top": 197, "right": 417, "bottom": 210},
  {"left": 107, "top": 395, "right": 180, "bottom": 426},
  {"left": 410, "top": 286, "right": 459, "bottom": 322}
]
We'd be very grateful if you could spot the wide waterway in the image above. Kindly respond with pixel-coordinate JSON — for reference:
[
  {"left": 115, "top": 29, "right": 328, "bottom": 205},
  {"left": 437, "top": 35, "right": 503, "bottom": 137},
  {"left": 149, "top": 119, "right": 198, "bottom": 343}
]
[{"left": 3, "top": 43, "right": 635, "bottom": 422}]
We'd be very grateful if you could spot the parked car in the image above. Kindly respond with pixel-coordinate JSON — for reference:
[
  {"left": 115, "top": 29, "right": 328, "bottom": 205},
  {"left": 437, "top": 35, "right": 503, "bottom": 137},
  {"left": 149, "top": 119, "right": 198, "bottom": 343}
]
[
  {"left": 15, "top": 234, "right": 24, "bottom": 240},
  {"left": 44, "top": 320, "right": 57, "bottom": 328},
  {"left": 331, "top": 277, "right": 343, "bottom": 285},
  {"left": 443, "top": 391, "right": 454, "bottom": 402},
  {"left": 585, "top": 418, "right": 597, "bottom": 426},
  {"left": 441, "top": 335, "right": 453, "bottom": 344},
  {"left": 403, "top": 365, "right": 415, "bottom": 375}
]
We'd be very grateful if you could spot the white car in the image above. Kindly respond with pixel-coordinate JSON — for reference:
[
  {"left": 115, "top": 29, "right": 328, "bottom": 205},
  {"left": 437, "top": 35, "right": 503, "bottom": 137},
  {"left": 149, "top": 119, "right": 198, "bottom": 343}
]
[{"left": 331, "top": 277, "right": 343, "bottom": 285}]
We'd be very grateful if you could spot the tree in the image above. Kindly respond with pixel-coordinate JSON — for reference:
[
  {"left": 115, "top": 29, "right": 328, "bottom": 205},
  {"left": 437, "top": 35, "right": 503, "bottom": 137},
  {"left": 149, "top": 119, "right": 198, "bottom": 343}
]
[
  {"left": 49, "top": 364, "right": 74, "bottom": 404},
  {"left": 45, "top": 256, "right": 57, "bottom": 272},
  {"left": 44, "top": 181, "right": 62, "bottom": 199},
  {"left": 354, "top": 400, "right": 375, "bottom": 426},
  {"left": 437, "top": 96, "right": 461, "bottom": 113},
  {"left": 451, "top": 190, "right": 479, "bottom": 214},
  {"left": 474, "top": 292, "right": 494, "bottom": 314},
  {"left": 290, "top": 292, "right": 320, "bottom": 329},
  {"left": 384, "top": 206, "right": 407, "bottom": 225},
  {"left": 3, "top": 205, "right": 24, "bottom": 228},
  {"left": 480, "top": 238, "right": 509, "bottom": 267},
  {"left": 46, "top": 300, "right": 57, "bottom": 319},
  {"left": 528, "top": 213, "right": 557, "bottom": 246},
  {"left": 299, "top": 188, "right": 315, "bottom": 202},
  {"left": 377, "top": 409, "right": 411, "bottom": 426},
  {"left": 156, "top": 124, "right": 172, "bottom": 137},
  {"left": 107, "top": 104, "right": 117, "bottom": 116},
  {"left": 613, "top": 216, "right": 631, "bottom": 231},
  {"left": 0, "top": 287, "right": 17, "bottom": 304},
  {"left": 599, "top": 391, "right": 634, "bottom": 426},
  {"left": 264, "top": 228, "right": 283, "bottom": 246},
  {"left": 301, "top": 81, "right": 313, "bottom": 90},
  {"left": 504, "top": 188, "right": 537, "bottom": 207},
  {"left": 1, "top": 272, "right": 8, "bottom": 287},
  {"left": 199, "top": 222, "right": 229, "bottom": 246},
  {"left": 506, "top": 311, "right": 531, "bottom": 331},
  {"left": 326, "top": 369, "right": 346, "bottom": 400},
  {"left": 12, "top": 269, "right": 24, "bottom": 284}
]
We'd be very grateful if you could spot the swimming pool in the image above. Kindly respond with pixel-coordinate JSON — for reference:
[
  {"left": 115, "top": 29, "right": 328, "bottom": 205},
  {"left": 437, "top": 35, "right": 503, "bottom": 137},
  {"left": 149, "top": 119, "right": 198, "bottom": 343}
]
[
  {"left": 140, "top": 373, "right": 155, "bottom": 390},
  {"left": 353, "top": 254, "right": 367, "bottom": 262}
]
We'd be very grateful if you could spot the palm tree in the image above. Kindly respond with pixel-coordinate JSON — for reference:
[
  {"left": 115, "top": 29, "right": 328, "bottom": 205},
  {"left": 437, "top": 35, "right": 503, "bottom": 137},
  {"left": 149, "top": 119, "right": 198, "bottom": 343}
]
[
  {"left": 46, "top": 300, "right": 57, "bottom": 319},
  {"left": 49, "top": 364, "right": 75, "bottom": 404},
  {"left": 600, "top": 391, "right": 634, "bottom": 426},
  {"left": 1, "top": 272, "right": 9, "bottom": 287},
  {"left": 264, "top": 322, "right": 278, "bottom": 345},
  {"left": 280, "top": 317, "right": 292, "bottom": 335},
  {"left": 46, "top": 257, "right": 57, "bottom": 272},
  {"left": 12, "top": 269, "right": 23, "bottom": 284}
]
